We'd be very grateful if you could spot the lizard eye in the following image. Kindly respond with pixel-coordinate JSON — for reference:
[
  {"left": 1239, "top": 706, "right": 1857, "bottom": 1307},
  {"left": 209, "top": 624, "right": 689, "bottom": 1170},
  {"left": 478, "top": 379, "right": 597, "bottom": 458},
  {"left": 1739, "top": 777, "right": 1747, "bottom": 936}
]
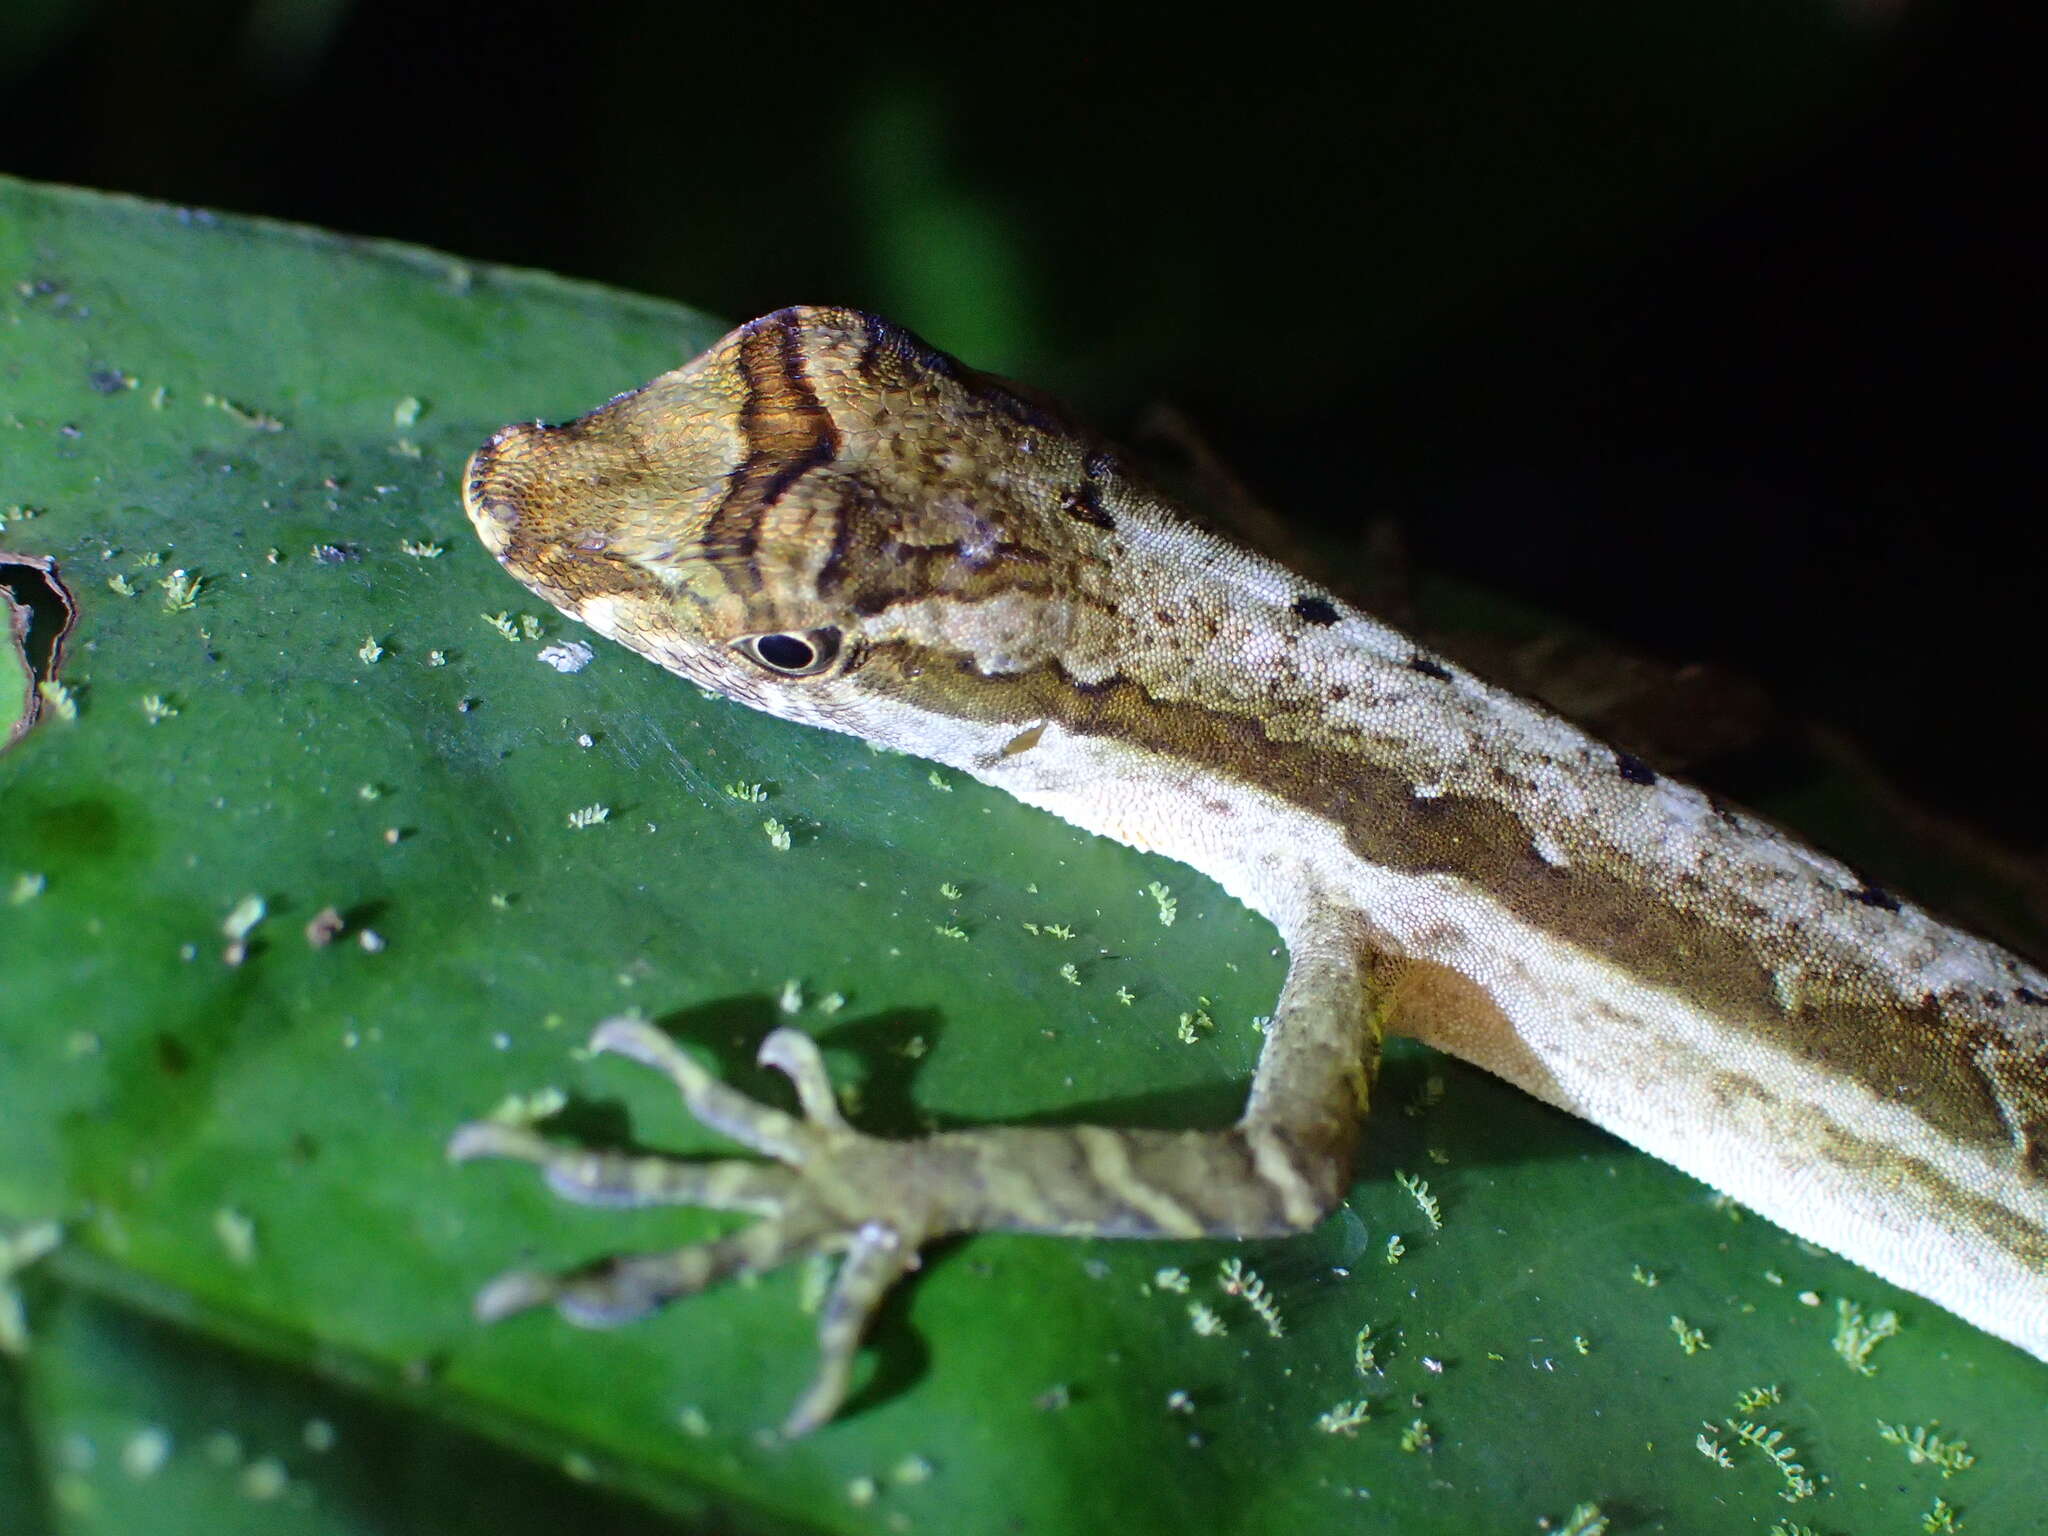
[{"left": 736, "top": 627, "right": 842, "bottom": 677}]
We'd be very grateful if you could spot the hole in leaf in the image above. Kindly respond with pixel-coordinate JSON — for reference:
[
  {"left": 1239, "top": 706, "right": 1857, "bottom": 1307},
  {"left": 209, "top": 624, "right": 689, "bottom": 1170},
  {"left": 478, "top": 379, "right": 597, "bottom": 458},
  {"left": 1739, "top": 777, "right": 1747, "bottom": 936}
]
[{"left": 0, "top": 552, "right": 77, "bottom": 752}]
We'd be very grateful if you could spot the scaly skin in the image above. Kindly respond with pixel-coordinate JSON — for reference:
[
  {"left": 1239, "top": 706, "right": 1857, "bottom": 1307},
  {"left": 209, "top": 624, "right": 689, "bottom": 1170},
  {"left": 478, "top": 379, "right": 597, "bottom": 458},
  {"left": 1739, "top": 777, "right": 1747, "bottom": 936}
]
[{"left": 451, "top": 306, "right": 2048, "bottom": 1435}]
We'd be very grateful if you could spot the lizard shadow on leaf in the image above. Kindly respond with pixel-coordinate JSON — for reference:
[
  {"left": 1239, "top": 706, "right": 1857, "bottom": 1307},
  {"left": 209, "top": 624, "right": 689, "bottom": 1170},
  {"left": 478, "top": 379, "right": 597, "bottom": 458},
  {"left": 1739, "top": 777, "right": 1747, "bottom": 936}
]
[
  {"left": 811, "top": 1006, "right": 950, "bottom": 1136},
  {"left": 543, "top": 999, "right": 1593, "bottom": 1194},
  {"left": 905, "top": 1047, "right": 1595, "bottom": 1182}
]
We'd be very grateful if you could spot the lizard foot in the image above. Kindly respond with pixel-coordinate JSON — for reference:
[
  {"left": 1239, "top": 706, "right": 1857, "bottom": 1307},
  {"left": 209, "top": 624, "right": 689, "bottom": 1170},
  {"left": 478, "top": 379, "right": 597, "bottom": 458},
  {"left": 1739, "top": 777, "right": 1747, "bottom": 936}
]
[{"left": 449, "top": 1017, "right": 930, "bottom": 1436}]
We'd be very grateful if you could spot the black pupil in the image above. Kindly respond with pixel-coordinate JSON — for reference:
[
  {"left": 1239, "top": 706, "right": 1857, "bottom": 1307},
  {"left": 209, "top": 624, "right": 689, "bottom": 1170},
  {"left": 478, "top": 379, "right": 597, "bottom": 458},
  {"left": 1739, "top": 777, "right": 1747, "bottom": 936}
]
[{"left": 756, "top": 633, "right": 818, "bottom": 671}]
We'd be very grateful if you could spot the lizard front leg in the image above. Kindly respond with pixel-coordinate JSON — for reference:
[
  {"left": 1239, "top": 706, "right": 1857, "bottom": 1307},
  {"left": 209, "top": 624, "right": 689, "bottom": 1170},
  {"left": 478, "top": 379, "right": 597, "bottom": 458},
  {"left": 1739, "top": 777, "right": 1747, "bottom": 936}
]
[{"left": 450, "top": 906, "right": 1392, "bottom": 1435}]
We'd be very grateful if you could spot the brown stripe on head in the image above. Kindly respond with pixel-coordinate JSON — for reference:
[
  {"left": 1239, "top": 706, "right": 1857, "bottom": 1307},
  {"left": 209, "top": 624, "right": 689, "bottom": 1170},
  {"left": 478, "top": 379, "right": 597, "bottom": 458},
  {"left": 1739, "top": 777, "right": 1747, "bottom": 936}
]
[
  {"left": 463, "top": 306, "right": 1106, "bottom": 642},
  {"left": 697, "top": 311, "right": 845, "bottom": 575}
]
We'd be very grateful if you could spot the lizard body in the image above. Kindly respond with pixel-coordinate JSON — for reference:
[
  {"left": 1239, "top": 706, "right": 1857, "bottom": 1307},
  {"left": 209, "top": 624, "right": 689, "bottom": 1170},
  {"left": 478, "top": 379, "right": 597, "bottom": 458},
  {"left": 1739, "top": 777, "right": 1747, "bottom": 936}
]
[{"left": 453, "top": 306, "right": 2048, "bottom": 1433}]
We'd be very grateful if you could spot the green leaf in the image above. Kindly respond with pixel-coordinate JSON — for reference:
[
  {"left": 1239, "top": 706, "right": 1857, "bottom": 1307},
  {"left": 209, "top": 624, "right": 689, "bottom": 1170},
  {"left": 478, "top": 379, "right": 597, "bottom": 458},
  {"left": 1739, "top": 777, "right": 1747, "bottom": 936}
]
[
  {"left": 2, "top": 174, "right": 2041, "bottom": 1534},
  {"left": 0, "top": 584, "right": 31, "bottom": 741}
]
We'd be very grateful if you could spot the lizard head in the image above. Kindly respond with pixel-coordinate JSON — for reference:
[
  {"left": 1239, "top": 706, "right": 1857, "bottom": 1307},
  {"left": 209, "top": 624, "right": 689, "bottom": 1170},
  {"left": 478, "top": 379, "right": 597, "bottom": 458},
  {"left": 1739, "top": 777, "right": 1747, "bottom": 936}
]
[{"left": 463, "top": 306, "right": 1135, "bottom": 761}]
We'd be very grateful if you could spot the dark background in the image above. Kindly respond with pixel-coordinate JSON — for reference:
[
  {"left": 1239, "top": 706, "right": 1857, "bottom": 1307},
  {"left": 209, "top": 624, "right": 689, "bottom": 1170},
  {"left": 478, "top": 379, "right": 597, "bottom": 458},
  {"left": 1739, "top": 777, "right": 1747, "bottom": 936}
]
[{"left": 4, "top": 0, "right": 2039, "bottom": 857}]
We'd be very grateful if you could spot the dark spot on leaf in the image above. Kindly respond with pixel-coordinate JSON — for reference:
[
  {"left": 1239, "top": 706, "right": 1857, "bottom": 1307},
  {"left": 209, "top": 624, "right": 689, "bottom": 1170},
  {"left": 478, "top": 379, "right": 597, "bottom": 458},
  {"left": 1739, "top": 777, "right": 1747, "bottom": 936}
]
[
  {"left": 156, "top": 1033, "right": 192, "bottom": 1076},
  {"left": 27, "top": 797, "right": 121, "bottom": 859}
]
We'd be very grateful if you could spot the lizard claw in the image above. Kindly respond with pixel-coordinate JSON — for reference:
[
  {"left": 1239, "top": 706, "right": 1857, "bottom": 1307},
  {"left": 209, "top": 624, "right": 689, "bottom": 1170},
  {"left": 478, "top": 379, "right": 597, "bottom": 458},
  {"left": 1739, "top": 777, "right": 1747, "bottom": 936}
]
[
  {"left": 447, "top": 1117, "right": 796, "bottom": 1213},
  {"left": 757, "top": 1025, "right": 850, "bottom": 1131},
  {"left": 471, "top": 1266, "right": 564, "bottom": 1322}
]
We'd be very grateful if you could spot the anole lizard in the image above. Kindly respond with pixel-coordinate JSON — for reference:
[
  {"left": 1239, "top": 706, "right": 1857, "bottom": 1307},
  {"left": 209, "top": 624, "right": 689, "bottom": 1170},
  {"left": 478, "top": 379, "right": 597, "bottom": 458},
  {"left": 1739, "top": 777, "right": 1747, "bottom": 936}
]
[{"left": 451, "top": 306, "right": 2048, "bottom": 1435}]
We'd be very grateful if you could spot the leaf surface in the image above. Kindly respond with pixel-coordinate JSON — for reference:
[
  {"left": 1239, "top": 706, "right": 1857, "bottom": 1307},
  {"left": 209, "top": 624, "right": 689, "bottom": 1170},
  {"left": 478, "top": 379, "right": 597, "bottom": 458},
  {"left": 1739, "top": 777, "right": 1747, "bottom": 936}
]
[{"left": 1, "top": 176, "right": 2039, "bottom": 1535}]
